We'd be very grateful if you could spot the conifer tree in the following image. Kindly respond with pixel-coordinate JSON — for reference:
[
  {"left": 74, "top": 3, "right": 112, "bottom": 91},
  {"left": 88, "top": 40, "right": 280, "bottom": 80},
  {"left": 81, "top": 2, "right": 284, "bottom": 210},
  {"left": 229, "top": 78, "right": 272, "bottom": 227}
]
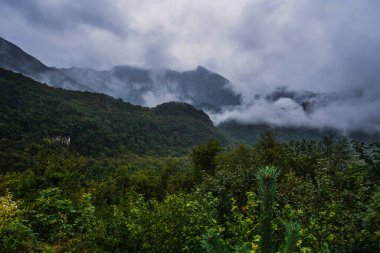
[{"left": 256, "top": 166, "right": 279, "bottom": 253}]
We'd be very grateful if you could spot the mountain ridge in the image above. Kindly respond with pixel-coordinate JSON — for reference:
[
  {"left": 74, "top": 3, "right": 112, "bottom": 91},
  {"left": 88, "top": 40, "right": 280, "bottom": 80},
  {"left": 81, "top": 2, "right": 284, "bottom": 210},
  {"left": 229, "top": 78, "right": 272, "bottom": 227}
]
[
  {"left": 0, "top": 37, "right": 86, "bottom": 90},
  {"left": 0, "top": 68, "right": 228, "bottom": 171},
  {"left": 0, "top": 36, "right": 241, "bottom": 107},
  {"left": 2, "top": 36, "right": 379, "bottom": 141},
  {"left": 60, "top": 64, "right": 241, "bottom": 106}
]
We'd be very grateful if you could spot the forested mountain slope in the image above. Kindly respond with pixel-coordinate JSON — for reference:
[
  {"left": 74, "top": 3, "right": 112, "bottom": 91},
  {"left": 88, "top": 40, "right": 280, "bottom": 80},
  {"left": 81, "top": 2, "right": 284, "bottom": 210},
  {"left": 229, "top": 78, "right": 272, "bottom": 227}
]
[
  {"left": 0, "top": 68, "right": 227, "bottom": 171},
  {"left": 218, "top": 120, "right": 380, "bottom": 145}
]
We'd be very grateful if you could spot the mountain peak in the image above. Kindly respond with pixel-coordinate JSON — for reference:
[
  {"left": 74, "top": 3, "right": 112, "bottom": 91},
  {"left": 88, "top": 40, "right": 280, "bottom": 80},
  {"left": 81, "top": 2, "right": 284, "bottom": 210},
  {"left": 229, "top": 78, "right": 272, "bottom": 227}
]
[
  {"left": 0, "top": 36, "right": 84, "bottom": 90},
  {"left": 196, "top": 65, "right": 210, "bottom": 74},
  {"left": 0, "top": 36, "right": 48, "bottom": 74}
]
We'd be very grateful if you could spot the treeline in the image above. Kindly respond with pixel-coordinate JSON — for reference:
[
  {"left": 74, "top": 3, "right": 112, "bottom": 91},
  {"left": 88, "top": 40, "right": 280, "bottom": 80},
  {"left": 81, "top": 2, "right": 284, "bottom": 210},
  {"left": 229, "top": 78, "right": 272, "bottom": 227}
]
[{"left": 0, "top": 133, "right": 379, "bottom": 252}]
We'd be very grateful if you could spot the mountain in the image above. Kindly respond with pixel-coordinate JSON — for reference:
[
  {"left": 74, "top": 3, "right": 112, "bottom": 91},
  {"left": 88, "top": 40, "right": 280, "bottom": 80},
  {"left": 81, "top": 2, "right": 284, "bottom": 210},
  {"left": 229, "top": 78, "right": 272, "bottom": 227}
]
[
  {"left": 0, "top": 36, "right": 241, "bottom": 107},
  {"left": 3, "top": 36, "right": 377, "bottom": 144},
  {"left": 0, "top": 37, "right": 85, "bottom": 90},
  {"left": 0, "top": 68, "right": 228, "bottom": 171},
  {"left": 264, "top": 86, "right": 338, "bottom": 113},
  {"left": 60, "top": 65, "right": 241, "bottom": 106}
]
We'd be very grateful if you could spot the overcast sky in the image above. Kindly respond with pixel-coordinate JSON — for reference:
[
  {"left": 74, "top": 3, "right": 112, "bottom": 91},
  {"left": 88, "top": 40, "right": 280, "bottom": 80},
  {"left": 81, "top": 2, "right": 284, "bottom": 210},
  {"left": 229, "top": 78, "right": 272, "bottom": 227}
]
[
  {"left": 1, "top": 0, "right": 380, "bottom": 132},
  {"left": 1, "top": 0, "right": 379, "bottom": 92}
]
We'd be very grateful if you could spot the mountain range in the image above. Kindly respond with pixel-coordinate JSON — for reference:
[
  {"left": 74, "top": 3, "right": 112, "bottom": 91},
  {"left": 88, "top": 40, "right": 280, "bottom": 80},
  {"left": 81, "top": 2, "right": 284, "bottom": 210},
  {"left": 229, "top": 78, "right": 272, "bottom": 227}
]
[
  {"left": 0, "top": 36, "right": 241, "bottom": 107},
  {"left": 1, "top": 36, "right": 339, "bottom": 112},
  {"left": 1, "top": 36, "right": 379, "bottom": 144}
]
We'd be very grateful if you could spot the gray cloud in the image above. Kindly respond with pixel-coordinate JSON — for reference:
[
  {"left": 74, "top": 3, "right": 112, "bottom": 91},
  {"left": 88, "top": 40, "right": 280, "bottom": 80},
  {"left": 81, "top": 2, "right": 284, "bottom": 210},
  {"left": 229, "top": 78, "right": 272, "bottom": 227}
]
[
  {"left": 210, "top": 94, "right": 380, "bottom": 134},
  {"left": 0, "top": 0, "right": 172, "bottom": 69},
  {"left": 229, "top": 0, "right": 380, "bottom": 94},
  {"left": 0, "top": 0, "right": 128, "bottom": 35}
]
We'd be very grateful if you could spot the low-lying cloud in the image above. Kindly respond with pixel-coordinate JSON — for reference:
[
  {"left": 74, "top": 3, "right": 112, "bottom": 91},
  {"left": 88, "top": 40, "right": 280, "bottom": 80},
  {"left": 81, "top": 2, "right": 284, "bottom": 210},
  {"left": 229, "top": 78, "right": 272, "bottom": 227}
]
[{"left": 209, "top": 87, "right": 380, "bottom": 134}]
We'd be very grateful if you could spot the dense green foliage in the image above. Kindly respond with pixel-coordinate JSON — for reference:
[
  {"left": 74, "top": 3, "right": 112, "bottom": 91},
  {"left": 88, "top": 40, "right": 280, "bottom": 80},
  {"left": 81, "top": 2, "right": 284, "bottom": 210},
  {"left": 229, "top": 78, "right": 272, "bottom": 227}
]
[
  {"left": 0, "top": 69, "right": 379, "bottom": 252},
  {"left": 0, "top": 134, "right": 379, "bottom": 252},
  {"left": 0, "top": 68, "right": 227, "bottom": 172},
  {"left": 219, "top": 120, "right": 380, "bottom": 145}
]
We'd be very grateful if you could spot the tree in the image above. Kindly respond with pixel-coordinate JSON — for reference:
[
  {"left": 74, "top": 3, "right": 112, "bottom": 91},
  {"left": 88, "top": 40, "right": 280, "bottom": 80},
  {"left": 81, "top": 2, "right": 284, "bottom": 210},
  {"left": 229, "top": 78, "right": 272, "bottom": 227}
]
[
  {"left": 191, "top": 140, "right": 222, "bottom": 178},
  {"left": 256, "top": 166, "right": 279, "bottom": 253}
]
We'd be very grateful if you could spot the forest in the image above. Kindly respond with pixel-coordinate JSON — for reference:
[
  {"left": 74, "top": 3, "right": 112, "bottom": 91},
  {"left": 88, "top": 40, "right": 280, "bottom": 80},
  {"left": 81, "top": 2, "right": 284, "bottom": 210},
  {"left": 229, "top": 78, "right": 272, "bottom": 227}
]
[{"left": 0, "top": 69, "right": 379, "bottom": 252}]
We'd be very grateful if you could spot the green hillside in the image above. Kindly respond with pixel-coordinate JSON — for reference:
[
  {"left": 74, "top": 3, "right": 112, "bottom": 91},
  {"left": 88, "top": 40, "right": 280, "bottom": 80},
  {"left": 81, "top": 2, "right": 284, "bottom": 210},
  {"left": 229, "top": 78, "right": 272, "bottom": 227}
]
[
  {"left": 218, "top": 120, "right": 380, "bottom": 145},
  {"left": 0, "top": 68, "right": 227, "bottom": 171}
]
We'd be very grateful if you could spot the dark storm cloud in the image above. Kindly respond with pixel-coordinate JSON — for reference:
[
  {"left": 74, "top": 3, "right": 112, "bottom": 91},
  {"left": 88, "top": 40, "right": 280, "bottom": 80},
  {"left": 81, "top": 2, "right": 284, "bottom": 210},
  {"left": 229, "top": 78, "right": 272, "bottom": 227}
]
[
  {"left": 0, "top": 0, "right": 175, "bottom": 69},
  {"left": 230, "top": 0, "right": 380, "bottom": 94},
  {"left": 0, "top": 0, "right": 127, "bottom": 35}
]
